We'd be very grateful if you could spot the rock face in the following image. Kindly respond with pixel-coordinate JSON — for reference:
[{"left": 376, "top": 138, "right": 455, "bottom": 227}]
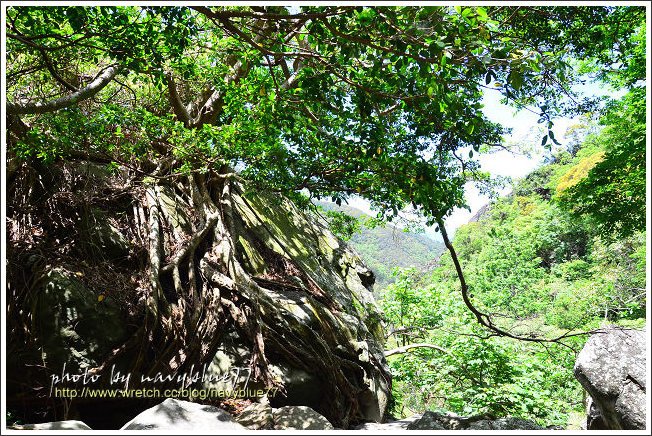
[
  {"left": 405, "top": 411, "right": 543, "bottom": 430},
  {"left": 234, "top": 402, "right": 274, "bottom": 429},
  {"left": 574, "top": 326, "right": 646, "bottom": 430},
  {"left": 354, "top": 415, "right": 422, "bottom": 431},
  {"left": 199, "top": 188, "right": 391, "bottom": 426},
  {"left": 120, "top": 399, "right": 245, "bottom": 431},
  {"left": 24, "top": 268, "right": 128, "bottom": 372}
]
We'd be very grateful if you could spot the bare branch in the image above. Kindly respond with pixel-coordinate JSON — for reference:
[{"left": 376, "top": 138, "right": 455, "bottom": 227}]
[
  {"left": 385, "top": 342, "right": 452, "bottom": 357},
  {"left": 36, "top": 48, "right": 79, "bottom": 92},
  {"left": 437, "top": 218, "right": 596, "bottom": 345}
]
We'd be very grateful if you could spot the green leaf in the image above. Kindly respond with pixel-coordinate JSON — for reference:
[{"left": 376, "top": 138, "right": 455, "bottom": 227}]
[{"left": 509, "top": 71, "right": 523, "bottom": 90}]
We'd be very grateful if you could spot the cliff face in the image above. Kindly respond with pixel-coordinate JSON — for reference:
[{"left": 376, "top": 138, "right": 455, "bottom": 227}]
[{"left": 6, "top": 160, "right": 390, "bottom": 428}]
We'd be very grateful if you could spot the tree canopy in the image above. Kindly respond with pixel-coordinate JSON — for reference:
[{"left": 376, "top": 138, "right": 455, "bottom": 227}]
[{"left": 6, "top": 5, "right": 645, "bottom": 224}]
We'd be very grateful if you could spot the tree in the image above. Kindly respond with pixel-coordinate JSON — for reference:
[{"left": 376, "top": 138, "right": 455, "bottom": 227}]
[
  {"left": 554, "top": 11, "right": 646, "bottom": 240},
  {"left": 7, "top": 6, "right": 644, "bottom": 218},
  {"left": 557, "top": 88, "right": 646, "bottom": 239},
  {"left": 5, "top": 5, "right": 644, "bottom": 425}
]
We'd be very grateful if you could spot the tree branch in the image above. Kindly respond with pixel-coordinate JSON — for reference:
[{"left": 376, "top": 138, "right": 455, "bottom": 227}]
[
  {"left": 7, "top": 65, "right": 120, "bottom": 115},
  {"left": 385, "top": 342, "right": 452, "bottom": 357},
  {"left": 166, "top": 72, "right": 191, "bottom": 127},
  {"left": 436, "top": 218, "right": 595, "bottom": 345},
  {"left": 36, "top": 49, "right": 78, "bottom": 92},
  {"left": 190, "top": 6, "right": 348, "bottom": 21}
]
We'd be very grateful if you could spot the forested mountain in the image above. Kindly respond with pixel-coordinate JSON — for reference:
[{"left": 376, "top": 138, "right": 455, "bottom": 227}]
[{"left": 317, "top": 201, "right": 445, "bottom": 289}]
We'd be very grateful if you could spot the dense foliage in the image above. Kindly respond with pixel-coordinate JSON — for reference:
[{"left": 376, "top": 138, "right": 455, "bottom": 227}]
[
  {"left": 379, "top": 116, "right": 647, "bottom": 426},
  {"left": 7, "top": 5, "right": 644, "bottom": 223},
  {"left": 375, "top": 8, "right": 646, "bottom": 427}
]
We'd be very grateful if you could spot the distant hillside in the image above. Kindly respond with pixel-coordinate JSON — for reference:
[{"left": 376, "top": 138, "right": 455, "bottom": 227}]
[{"left": 317, "top": 202, "right": 445, "bottom": 290}]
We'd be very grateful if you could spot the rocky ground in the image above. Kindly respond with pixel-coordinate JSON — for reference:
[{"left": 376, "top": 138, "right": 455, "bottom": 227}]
[{"left": 11, "top": 398, "right": 546, "bottom": 431}]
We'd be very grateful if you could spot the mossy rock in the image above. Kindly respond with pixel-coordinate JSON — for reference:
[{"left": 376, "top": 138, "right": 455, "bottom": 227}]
[{"left": 31, "top": 268, "right": 128, "bottom": 371}]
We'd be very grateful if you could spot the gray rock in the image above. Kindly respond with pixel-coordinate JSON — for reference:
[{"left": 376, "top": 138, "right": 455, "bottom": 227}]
[
  {"left": 236, "top": 402, "right": 273, "bottom": 429},
  {"left": 407, "top": 411, "right": 542, "bottom": 430},
  {"left": 272, "top": 406, "right": 334, "bottom": 430},
  {"left": 10, "top": 420, "right": 92, "bottom": 430},
  {"left": 120, "top": 398, "right": 245, "bottom": 431},
  {"left": 574, "top": 326, "right": 646, "bottom": 430},
  {"left": 406, "top": 412, "right": 448, "bottom": 430},
  {"left": 586, "top": 396, "right": 607, "bottom": 430},
  {"left": 79, "top": 207, "right": 130, "bottom": 261},
  {"left": 9, "top": 162, "right": 390, "bottom": 429},
  {"left": 31, "top": 268, "right": 128, "bottom": 371},
  {"left": 354, "top": 415, "right": 422, "bottom": 430},
  {"left": 468, "top": 417, "right": 543, "bottom": 430},
  {"left": 233, "top": 190, "right": 391, "bottom": 424}
]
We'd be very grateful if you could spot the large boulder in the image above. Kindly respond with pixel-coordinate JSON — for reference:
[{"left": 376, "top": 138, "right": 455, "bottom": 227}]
[
  {"left": 234, "top": 403, "right": 334, "bottom": 430},
  {"left": 354, "top": 415, "right": 423, "bottom": 431},
  {"left": 199, "top": 187, "right": 390, "bottom": 426},
  {"left": 574, "top": 326, "right": 646, "bottom": 430},
  {"left": 120, "top": 398, "right": 245, "bottom": 431},
  {"left": 27, "top": 268, "right": 128, "bottom": 372},
  {"left": 271, "top": 406, "right": 334, "bottom": 430},
  {"left": 235, "top": 402, "right": 274, "bottom": 429},
  {"left": 7, "top": 161, "right": 390, "bottom": 429}
]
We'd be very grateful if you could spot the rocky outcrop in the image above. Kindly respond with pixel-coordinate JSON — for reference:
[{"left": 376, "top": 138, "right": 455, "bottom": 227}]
[
  {"left": 354, "top": 412, "right": 543, "bottom": 431},
  {"left": 7, "top": 161, "right": 390, "bottom": 429},
  {"left": 405, "top": 411, "right": 543, "bottom": 430},
  {"left": 234, "top": 402, "right": 336, "bottom": 430},
  {"left": 13, "top": 405, "right": 550, "bottom": 431},
  {"left": 23, "top": 268, "right": 129, "bottom": 373},
  {"left": 354, "top": 415, "right": 422, "bottom": 431},
  {"left": 120, "top": 399, "right": 245, "bottom": 431},
  {"left": 197, "top": 189, "right": 390, "bottom": 424},
  {"left": 574, "top": 326, "right": 646, "bottom": 430},
  {"left": 234, "top": 402, "right": 274, "bottom": 429}
]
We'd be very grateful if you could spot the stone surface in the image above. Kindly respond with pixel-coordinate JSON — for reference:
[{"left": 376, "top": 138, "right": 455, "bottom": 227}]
[
  {"left": 574, "top": 326, "right": 646, "bottom": 430},
  {"left": 235, "top": 402, "right": 274, "bottom": 429},
  {"left": 585, "top": 396, "right": 607, "bottom": 430},
  {"left": 10, "top": 420, "right": 92, "bottom": 430},
  {"left": 8, "top": 162, "right": 390, "bottom": 429},
  {"left": 354, "top": 415, "right": 423, "bottom": 431},
  {"left": 468, "top": 417, "right": 543, "bottom": 430},
  {"left": 120, "top": 398, "right": 245, "bottom": 431},
  {"left": 406, "top": 411, "right": 542, "bottom": 430},
  {"left": 272, "top": 405, "right": 335, "bottom": 430},
  {"left": 30, "top": 268, "right": 128, "bottom": 371},
  {"left": 200, "top": 187, "right": 391, "bottom": 426}
]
